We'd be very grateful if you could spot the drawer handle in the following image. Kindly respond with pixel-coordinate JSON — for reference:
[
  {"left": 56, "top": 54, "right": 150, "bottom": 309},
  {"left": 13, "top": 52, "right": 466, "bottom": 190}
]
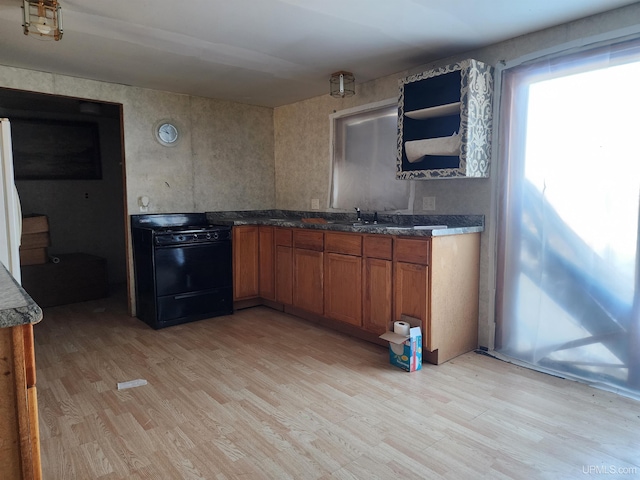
[{"left": 174, "top": 292, "right": 199, "bottom": 300}]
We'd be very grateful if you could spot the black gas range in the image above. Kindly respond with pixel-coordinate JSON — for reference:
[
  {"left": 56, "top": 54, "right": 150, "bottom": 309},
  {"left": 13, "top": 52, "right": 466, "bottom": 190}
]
[{"left": 131, "top": 213, "right": 233, "bottom": 329}]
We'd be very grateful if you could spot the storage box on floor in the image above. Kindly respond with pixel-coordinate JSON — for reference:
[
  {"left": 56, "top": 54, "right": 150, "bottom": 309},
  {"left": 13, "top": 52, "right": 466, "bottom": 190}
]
[
  {"left": 379, "top": 315, "right": 422, "bottom": 372},
  {"left": 20, "top": 214, "right": 50, "bottom": 266},
  {"left": 21, "top": 253, "right": 109, "bottom": 307}
]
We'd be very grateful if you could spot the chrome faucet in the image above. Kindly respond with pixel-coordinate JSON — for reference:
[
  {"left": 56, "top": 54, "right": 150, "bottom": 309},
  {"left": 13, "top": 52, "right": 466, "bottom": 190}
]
[{"left": 355, "top": 207, "right": 361, "bottom": 222}]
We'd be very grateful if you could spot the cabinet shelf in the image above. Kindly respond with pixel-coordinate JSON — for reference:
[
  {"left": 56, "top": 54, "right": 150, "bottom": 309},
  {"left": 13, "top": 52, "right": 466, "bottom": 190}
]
[
  {"left": 405, "top": 135, "right": 460, "bottom": 162},
  {"left": 405, "top": 102, "right": 460, "bottom": 120}
]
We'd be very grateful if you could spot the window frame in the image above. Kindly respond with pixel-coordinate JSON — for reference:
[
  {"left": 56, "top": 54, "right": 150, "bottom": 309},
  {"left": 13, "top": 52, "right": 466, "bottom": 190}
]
[{"left": 328, "top": 97, "right": 414, "bottom": 213}]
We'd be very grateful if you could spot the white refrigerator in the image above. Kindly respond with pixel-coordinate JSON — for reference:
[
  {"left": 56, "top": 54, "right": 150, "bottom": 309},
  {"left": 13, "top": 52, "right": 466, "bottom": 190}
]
[{"left": 0, "top": 118, "right": 22, "bottom": 283}]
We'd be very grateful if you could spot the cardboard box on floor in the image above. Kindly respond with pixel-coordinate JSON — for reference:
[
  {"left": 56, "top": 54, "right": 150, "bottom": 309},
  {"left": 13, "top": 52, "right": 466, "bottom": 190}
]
[{"left": 379, "top": 315, "right": 422, "bottom": 372}]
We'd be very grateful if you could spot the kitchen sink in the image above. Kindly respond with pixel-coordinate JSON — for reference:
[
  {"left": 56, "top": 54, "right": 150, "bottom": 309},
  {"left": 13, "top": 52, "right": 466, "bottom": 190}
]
[
  {"left": 351, "top": 223, "right": 393, "bottom": 228},
  {"left": 326, "top": 220, "right": 355, "bottom": 225},
  {"left": 326, "top": 220, "right": 392, "bottom": 227}
]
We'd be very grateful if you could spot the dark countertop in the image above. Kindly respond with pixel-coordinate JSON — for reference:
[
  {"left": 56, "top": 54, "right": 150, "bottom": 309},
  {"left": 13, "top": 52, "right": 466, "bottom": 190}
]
[
  {"left": 0, "top": 264, "right": 43, "bottom": 328},
  {"left": 206, "top": 210, "right": 484, "bottom": 237}
]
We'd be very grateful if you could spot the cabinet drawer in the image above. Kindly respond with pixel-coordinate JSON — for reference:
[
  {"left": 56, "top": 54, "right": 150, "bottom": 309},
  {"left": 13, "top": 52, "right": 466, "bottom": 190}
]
[
  {"left": 394, "top": 237, "right": 430, "bottom": 265},
  {"left": 275, "top": 228, "right": 292, "bottom": 246},
  {"left": 293, "top": 230, "right": 324, "bottom": 251},
  {"left": 363, "top": 235, "right": 392, "bottom": 260},
  {"left": 325, "top": 232, "right": 362, "bottom": 256}
]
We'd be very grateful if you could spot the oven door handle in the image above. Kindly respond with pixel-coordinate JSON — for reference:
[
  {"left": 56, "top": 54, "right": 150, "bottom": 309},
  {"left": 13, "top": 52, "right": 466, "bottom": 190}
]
[{"left": 173, "top": 292, "right": 202, "bottom": 300}]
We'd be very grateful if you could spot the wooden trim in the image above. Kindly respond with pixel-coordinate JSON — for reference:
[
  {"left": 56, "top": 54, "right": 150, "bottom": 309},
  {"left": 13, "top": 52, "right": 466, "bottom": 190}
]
[
  {"left": 259, "top": 298, "right": 285, "bottom": 312},
  {"left": 233, "top": 298, "right": 263, "bottom": 310},
  {"left": 0, "top": 329, "right": 21, "bottom": 479},
  {"left": 235, "top": 297, "right": 288, "bottom": 311},
  {"left": 284, "top": 305, "right": 386, "bottom": 346},
  {"left": 12, "top": 326, "right": 35, "bottom": 480},
  {"left": 27, "top": 386, "right": 41, "bottom": 480},
  {"left": 22, "top": 325, "right": 36, "bottom": 388}
]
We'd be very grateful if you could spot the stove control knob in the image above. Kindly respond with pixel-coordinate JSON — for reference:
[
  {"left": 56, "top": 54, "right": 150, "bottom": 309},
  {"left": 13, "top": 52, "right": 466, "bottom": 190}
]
[
  {"left": 193, "top": 234, "right": 199, "bottom": 240},
  {"left": 205, "top": 233, "right": 211, "bottom": 240},
  {"left": 213, "top": 232, "right": 219, "bottom": 240},
  {"left": 177, "top": 235, "right": 184, "bottom": 242}
]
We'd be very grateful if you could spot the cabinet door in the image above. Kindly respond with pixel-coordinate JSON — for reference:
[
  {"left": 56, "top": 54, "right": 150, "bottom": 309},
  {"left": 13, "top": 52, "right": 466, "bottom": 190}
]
[
  {"left": 293, "top": 248, "right": 323, "bottom": 315},
  {"left": 275, "top": 245, "right": 293, "bottom": 305},
  {"left": 393, "top": 261, "right": 429, "bottom": 348},
  {"left": 233, "top": 226, "right": 259, "bottom": 300},
  {"left": 258, "top": 226, "right": 275, "bottom": 300},
  {"left": 324, "top": 252, "right": 362, "bottom": 326},
  {"left": 363, "top": 257, "right": 392, "bottom": 334}
]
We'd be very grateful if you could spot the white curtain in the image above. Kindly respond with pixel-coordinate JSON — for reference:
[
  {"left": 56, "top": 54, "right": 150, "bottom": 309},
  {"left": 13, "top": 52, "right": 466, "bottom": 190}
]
[{"left": 496, "top": 39, "right": 640, "bottom": 397}]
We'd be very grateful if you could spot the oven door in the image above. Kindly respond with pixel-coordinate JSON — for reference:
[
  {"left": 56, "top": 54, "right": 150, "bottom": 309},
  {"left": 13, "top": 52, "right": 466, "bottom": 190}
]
[{"left": 154, "top": 241, "right": 232, "bottom": 296}]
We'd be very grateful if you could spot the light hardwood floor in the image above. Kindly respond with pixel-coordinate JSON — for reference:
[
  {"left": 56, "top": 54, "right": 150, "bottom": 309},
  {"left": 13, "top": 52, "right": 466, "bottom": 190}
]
[{"left": 34, "top": 292, "right": 640, "bottom": 479}]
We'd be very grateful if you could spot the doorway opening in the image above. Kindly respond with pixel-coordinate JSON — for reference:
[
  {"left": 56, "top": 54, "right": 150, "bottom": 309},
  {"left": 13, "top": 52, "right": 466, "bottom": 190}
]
[{"left": 0, "top": 88, "right": 129, "bottom": 309}]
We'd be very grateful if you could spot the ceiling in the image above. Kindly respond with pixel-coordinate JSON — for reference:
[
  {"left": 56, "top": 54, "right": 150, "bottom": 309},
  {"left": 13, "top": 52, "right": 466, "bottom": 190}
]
[{"left": 0, "top": 0, "right": 637, "bottom": 108}]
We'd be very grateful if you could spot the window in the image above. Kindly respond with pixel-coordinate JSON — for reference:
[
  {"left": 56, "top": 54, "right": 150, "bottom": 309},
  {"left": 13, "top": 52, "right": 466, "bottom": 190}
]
[
  {"left": 496, "top": 39, "right": 640, "bottom": 397},
  {"left": 330, "top": 100, "right": 413, "bottom": 212}
]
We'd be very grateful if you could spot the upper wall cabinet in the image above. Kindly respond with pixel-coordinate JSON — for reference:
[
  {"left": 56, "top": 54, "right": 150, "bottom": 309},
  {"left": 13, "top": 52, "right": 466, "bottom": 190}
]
[{"left": 396, "top": 59, "right": 494, "bottom": 179}]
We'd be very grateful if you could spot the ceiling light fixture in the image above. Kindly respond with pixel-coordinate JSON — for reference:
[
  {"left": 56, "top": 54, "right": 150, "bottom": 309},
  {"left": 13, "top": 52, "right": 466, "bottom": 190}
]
[
  {"left": 330, "top": 71, "right": 355, "bottom": 98},
  {"left": 22, "top": 0, "right": 63, "bottom": 41}
]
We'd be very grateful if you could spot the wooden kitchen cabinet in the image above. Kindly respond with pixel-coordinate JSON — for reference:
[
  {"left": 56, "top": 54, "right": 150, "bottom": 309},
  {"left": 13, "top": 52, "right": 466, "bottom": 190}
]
[
  {"left": 324, "top": 232, "right": 362, "bottom": 326},
  {"left": 393, "top": 234, "right": 481, "bottom": 364},
  {"left": 258, "top": 226, "right": 275, "bottom": 300},
  {"left": 275, "top": 228, "right": 293, "bottom": 305},
  {"left": 363, "top": 235, "right": 393, "bottom": 335},
  {"left": 230, "top": 219, "right": 480, "bottom": 365},
  {"left": 233, "top": 226, "right": 260, "bottom": 300},
  {"left": 0, "top": 324, "right": 42, "bottom": 480},
  {"left": 293, "top": 230, "right": 324, "bottom": 315}
]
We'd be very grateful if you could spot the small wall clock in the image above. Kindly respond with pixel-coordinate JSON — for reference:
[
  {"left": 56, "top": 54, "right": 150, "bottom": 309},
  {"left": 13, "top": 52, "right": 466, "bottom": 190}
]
[{"left": 154, "top": 120, "right": 180, "bottom": 146}]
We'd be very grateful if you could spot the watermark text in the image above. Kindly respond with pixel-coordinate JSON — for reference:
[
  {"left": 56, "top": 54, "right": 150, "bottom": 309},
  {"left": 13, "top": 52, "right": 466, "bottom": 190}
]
[{"left": 582, "top": 464, "right": 638, "bottom": 475}]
